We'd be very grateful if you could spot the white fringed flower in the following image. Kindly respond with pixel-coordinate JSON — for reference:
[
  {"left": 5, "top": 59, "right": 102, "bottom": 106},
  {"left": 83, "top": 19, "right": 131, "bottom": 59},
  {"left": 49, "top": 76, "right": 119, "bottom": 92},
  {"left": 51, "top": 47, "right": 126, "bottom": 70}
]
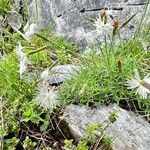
[
  {"left": 16, "top": 43, "right": 25, "bottom": 59},
  {"left": 16, "top": 43, "right": 30, "bottom": 77},
  {"left": 35, "top": 84, "right": 59, "bottom": 111},
  {"left": 19, "top": 58, "right": 28, "bottom": 77},
  {"left": 106, "top": 9, "right": 113, "bottom": 16},
  {"left": 24, "top": 22, "right": 37, "bottom": 40},
  {"left": 93, "top": 16, "right": 112, "bottom": 37},
  {"left": 125, "top": 71, "right": 150, "bottom": 99}
]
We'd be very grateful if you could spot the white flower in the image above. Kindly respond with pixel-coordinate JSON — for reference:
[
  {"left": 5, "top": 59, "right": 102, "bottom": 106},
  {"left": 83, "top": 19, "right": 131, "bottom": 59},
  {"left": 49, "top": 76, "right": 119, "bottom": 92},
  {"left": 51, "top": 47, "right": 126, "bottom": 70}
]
[
  {"left": 93, "top": 17, "right": 112, "bottom": 36},
  {"left": 24, "top": 22, "right": 37, "bottom": 40},
  {"left": 125, "top": 71, "right": 150, "bottom": 99},
  {"left": 16, "top": 43, "right": 30, "bottom": 77},
  {"left": 35, "top": 84, "right": 59, "bottom": 111},
  {"left": 84, "top": 18, "right": 112, "bottom": 44},
  {"left": 106, "top": 9, "right": 113, "bottom": 16},
  {"left": 16, "top": 42, "right": 24, "bottom": 59},
  {"left": 41, "top": 68, "right": 49, "bottom": 81},
  {"left": 19, "top": 58, "right": 28, "bottom": 77}
]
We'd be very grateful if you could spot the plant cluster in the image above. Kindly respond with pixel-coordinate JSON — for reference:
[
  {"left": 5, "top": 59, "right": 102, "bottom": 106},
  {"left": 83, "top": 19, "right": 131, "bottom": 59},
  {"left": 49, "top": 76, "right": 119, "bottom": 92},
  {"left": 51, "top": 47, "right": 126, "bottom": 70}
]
[
  {"left": 60, "top": 5, "right": 150, "bottom": 119},
  {"left": 64, "top": 110, "right": 118, "bottom": 150},
  {"left": 0, "top": 0, "right": 11, "bottom": 16},
  {"left": 0, "top": 0, "right": 150, "bottom": 149},
  {"left": 0, "top": 24, "right": 77, "bottom": 149}
]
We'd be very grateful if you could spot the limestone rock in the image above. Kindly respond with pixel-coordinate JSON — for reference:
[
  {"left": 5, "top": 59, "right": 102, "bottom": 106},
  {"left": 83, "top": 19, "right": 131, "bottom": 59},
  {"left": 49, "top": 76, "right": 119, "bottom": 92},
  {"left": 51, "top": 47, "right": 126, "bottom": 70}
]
[
  {"left": 48, "top": 64, "right": 79, "bottom": 85},
  {"left": 6, "top": 11, "right": 23, "bottom": 29},
  {"left": 13, "top": 0, "right": 22, "bottom": 12},
  {"left": 63, "top": 104, "right": 150, "bottom": 150},
  {"left": 26, "top": 0, "right": 149, "bottom": 48}
]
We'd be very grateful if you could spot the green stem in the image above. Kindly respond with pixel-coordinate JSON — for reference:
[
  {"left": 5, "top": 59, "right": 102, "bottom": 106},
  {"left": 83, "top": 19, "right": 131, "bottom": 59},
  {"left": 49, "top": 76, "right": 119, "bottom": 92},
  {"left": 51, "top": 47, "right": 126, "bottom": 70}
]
[{"left": 27, "top": 44, "right": 50, "bottom": 55}]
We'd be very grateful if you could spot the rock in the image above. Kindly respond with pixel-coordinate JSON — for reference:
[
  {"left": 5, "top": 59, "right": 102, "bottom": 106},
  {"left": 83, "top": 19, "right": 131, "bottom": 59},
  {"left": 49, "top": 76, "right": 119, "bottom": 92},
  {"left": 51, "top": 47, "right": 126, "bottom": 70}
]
[
  {"left": 63, "top": 104, "right": 150, "bottom": 150},
  {"left": 6, "top": 11, "right": 23, "bottom": 29},
  {"left": 26, "top": 0, "right": 149, "bottom": 49},
  {"left": 13, "top": 0, "right": 22, "bottom": 12},
  {"left": 48, "top": 65, "right": 79, "bottom": 85}
]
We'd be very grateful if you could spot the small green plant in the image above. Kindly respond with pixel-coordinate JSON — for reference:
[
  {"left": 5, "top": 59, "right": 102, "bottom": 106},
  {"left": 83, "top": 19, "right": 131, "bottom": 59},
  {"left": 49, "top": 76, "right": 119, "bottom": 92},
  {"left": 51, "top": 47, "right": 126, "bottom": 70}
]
[
  {"left": 33, "top": 31, "right": 77, "bottom": 64},
  {"left": 64, "top": 139, "right": 76, "bottom": 150},
  {"left": 0, "top": 0, "right": 11, "bottom": 15},
  {"left": 76, "top": 140, "right": 88, "bottom": 150},
  {"left": 0, "top": 29, "right": 21, "bottom": 54},
  {"left": 0, "top": 26, "right": 78, "bottom": 149},
  {"left": 64, "top": 139, "right": 88, "bottom": 150},
  {"left": 4, "top": 137, "right": 19, "bottom": 150},
  {"left": 23, "top": 136, "right": 37, "bottom": 150},
  {"left": 83, "top": 122, "right": 104, "bottom": 143},
  {"left": 108, "top": 110, "right": 118, "bottom": 123},
  {"left": 60, "top": 37, "right": 150, "bottom": 118},
  {"left": 64, "top": 111, "right": 118, "bottom": 150}
]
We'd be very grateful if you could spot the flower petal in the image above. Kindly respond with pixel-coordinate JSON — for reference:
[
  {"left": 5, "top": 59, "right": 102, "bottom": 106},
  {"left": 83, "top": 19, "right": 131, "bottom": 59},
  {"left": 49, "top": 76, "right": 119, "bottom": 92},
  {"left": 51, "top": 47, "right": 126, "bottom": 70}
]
[
  {"left": 125, "top": 78, "right": 140, "bottom": 89},
  {"left": 136, "top": 86, "right": 149, "bottom": 99},
  {"left": 143, "top": 75, "right": 150, "bottom": 84}
]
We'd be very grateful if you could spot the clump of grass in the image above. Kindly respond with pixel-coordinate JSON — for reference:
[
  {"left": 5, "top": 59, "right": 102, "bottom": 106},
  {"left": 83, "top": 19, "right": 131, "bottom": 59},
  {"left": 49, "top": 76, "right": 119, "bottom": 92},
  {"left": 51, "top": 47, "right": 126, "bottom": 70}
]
[
  {"left": 0, "top": 0, "right": 11, "bottom": 15},
  {"left": 32, "top": 30, "right": 77, "bottom": 64},
  {"left": 60, "top": 46, "right": 136, "bottom": 104},
  {"left": 59, "top": 36, "right": 149, "bottom": 118}
]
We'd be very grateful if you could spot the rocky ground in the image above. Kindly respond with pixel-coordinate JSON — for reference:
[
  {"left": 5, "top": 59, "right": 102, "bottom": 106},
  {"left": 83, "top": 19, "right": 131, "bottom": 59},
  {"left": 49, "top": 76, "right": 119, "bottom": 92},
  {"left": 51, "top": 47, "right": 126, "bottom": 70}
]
[{"left": 0, "top": 0, "right": 150, "bottom": 150}]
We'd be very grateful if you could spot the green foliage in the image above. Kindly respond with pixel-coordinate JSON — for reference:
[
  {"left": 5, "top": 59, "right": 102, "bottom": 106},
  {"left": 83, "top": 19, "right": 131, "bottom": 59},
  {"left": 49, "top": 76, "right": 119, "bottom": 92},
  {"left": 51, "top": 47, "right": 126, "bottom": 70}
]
[
  {"left": 83, "top": 122, "right": 103, "bottom": 142},
  {"left": 23, "top": 136, "right": 37, "bottom": 150},
  {"left": 0, "top": 53, "right": 49, "bottom": 149},
  {"left": 0, "top": 0, "right": 11, "bottom": 15},
  {"left": 60, "top": 38, "right": 150, "bottom": 116},
  {"left": 21, "top": 100, "right": 50, "bottom": 131},
  {"left": 1, "top": 2, "right": 150, "bottom": 149},
  {"left": 0, "top": 26, "right": 77, "bottom": 149},
  {"left": 102, "top": 135, "right": 112, "bottom": 145},
  {"left": 64, "top": 139, "right": 88, "bottom": 150},
  {"left": 4, "top": 137, "right": 19, "bottom": 150},
  {"left": 0, "top": 30, "right": 21, "bottom": 54},
  {"left": 33, "top": 30, "right": 77, "bottom": 64},
  {"left": 0, "top": 53, "right": 42, "bottom": 148},
  {"left": 108, "top": 110, "right": 118, "bottom": 123},
  {"left": 64, "top": 111, "right": 117, "bottom": 150},
  {"left": 64, "top": 139, "right": 75, "bottom": 150},
  {"left": 75, "top": 140, "right": 88, "bottom": 150},
  {"left": 60, "top": 47, "right": 136, "bottom": 104}
]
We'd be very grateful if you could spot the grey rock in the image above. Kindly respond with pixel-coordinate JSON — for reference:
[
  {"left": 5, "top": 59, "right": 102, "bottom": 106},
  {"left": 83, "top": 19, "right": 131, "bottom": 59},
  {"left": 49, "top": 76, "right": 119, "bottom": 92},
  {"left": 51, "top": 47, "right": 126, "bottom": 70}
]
[
  {"left": 6, "top": 11, "right": 23, "bottom": 29},
  {"left": 26, "top": 0, "right": 149, "bottom": 49},
  {"left": 48, "top": 64, "right": 79, "bottom": 85},
  {"left": 63, "top": 104, "right": 150, "bottom": 150},
  {"left": 13, "top": 0, "right": 22, "bottom": 12}
]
